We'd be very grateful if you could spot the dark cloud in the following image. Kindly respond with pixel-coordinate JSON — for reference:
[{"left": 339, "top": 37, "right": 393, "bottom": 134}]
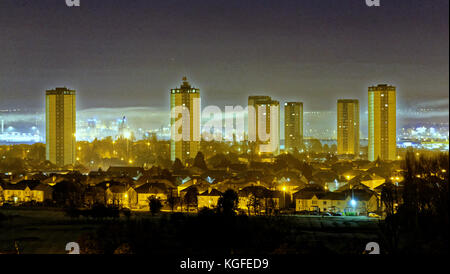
[{"left": 0, "top": 0, "right": 448, "bottom": 116}]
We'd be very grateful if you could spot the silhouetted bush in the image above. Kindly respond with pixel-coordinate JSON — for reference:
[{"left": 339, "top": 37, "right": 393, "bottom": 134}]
[{"left": 148, "top": 197, "right": 162, "bottom": 215}]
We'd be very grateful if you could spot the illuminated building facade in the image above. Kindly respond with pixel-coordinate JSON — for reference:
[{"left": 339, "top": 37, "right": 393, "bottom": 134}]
[
  {"left": 45, "top": 87, "right": 76, "bottom": 166},
  {"left": 337, "top": 99, "right": 359, "bottom": 156},
  {"left": 284, "top": 102, "right": 303, "bottom": 153},
  {"left": 368, "top": 84, "right": 396, "bottom": 161},
  {"left": 170, "top": 77, "right": 201, "bottom": 163},
  {"left": 248, "top": 96, "right": 280, "bottom": 156}
]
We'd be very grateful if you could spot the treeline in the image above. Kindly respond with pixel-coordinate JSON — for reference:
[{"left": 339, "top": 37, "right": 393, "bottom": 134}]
[{"left": 381, "top": 150, "right": 448, "bottom": 254}]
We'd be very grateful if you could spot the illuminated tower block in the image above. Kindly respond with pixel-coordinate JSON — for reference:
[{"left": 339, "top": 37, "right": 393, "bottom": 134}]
[
  {"left": 170, "top": 77, "right": 201, "bottom": 163},
  {"left": 46, "top": 87, "right": 76, "bottom": 166},
  {"left": 368, "top": 84, "right": 396, "bottom": 161},
  {"left": 284, "top": 102, "right": 303, "bottom": 153},
  {"left": 337, "top": 99, "right": 359, "bottom": 156}
]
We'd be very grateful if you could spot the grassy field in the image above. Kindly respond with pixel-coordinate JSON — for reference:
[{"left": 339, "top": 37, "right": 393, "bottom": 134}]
[{"left": 0, "top": 208, "right": 382, "bottom": 254}]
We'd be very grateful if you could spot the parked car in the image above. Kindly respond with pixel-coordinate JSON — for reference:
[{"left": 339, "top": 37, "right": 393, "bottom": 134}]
[
  {"left": 297, "top": 210, "right": 310, "bottom": 215},
  {"left": 331, "top": 212, "right": 343, "bottom": 216},
  {"left": 320, "top": 212, "right": 332, "bottom": 216},
  {"left": 368, "top": 212, "right": 380, "bottom": 218}
]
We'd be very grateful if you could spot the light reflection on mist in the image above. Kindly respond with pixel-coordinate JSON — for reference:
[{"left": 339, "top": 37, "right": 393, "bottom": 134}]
[{"left": 0, "top": 102, "right": 448, "bottom": 140}]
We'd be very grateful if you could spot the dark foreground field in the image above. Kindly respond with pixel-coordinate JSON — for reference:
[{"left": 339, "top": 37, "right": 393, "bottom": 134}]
[{"left": 1, "top": 208, "right": 383, "bottom": 254}]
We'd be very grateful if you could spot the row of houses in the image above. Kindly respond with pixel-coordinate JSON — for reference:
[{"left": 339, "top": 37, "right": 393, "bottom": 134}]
[
  {"left": 1, "top": 175, "right": 379, "bottom": 215},
  {"left": 1, "top": 159, "right": 397, "bottom": 215},
  {"left": 0, "top": 180, "right": 53, "bottom": 203}
]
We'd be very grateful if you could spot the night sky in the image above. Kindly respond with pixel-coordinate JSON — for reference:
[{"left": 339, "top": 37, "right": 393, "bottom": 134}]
[{"left": 0, "top": 0, "right": 448, "bottom": 116}]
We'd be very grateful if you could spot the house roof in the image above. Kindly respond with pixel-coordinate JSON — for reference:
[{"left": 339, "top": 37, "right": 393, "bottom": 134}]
[
  {"left": 238, "top": 185, "right": 272, "bottom": 198},
  {"left": 312, "top": 170, "right": 338, "bottom": 182},
  {"left": 228, "top": 163, "right": 248, "bottom": 172},
  {"left": 30, "top": 183, "right": 53, "bottom": 192},
  {"left": 2, "top": 180, "right": 41, "bottom": 190},
  {"left": 96, "top": 180, "right": 126, "bottom": 188},
  {"left": 107, "top": 166, "right": 143, "bottom": 177},
  {"left": 201, "top": 169, "right": 230, "bottom": 182},
  {"left": 136, "top": 178, "right": 176, "bottom": 188},
  {"left": 293, "top": 192, "right": 317, "bottom": 199},
  {"left": 361, "top": 173, "right": 385, "bottom": 181},
  {"left": 180, "top": 185, "right": 202, "bottom": 193},
  {"left": 88, "top": 170, "right": 108, "bottom": 177},
  {"left": 292, "top": 184, "right": 325, "bottom": 199},
  {"left": 135, "top": 182, "right": 168, "bottom": 194},
  {"left": 179, "top": 177, "right": 211, "bottom": 189},
  {"left": 2, "top": 182, "right": 28, "bottom": 190},
  {"left": 337, "top": 181, "right": 371, "bottom": 192},
  {"left": 341, "top": 189, "right": 376, "bottom": 201},
  {"left": 199, "top": 189, "right": 222, "bottom": 197},
  {"left": 318, "top": 192, "right": 346, "bottom": 200},
  {"left": 109, "top": 185, "right": 129, "bottom": 193}
]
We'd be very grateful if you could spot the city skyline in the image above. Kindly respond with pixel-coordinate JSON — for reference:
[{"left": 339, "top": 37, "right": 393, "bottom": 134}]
[
  {"left": 0, "top": 0, "right": 448, "bottom": 258},
  {"left": 0, "top": 91, "right": 448, "bottom": 143}
]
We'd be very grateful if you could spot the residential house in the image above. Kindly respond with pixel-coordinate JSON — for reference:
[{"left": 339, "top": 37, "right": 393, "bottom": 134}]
[
  {"left": 198, "top": 188, "right": 222, "bottom": 209},
  {"left": 135, "top": 182, "right": 169, "bottom": 209},
  {"left": 0, "top": 180, "right": 52, "bottom": 203},
  {"left": 103, "top": 181, "right": 138, "bottom": 208},
  {"left": 238, "top": 186, "right": 282, "bottom": 214},
  {"left": 294, "top": 187, "right": 379, "bottom": 215},
  {"left": 177, "top": 177, "right": 211, "bottom": 195}
]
